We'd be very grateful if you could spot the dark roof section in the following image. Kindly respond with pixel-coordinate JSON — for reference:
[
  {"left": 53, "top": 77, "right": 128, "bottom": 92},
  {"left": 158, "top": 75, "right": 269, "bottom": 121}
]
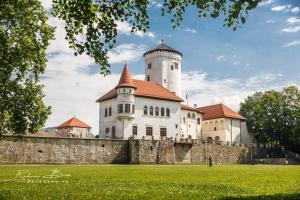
[{"left": 143, "top": 43, "right": 182, "bottom": 56}]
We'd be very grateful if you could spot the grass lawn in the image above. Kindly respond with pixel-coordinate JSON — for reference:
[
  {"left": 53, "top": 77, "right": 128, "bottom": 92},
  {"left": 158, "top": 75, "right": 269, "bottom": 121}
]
[{"left": 0, "top": 164, "right": 299, "bottom": 200}]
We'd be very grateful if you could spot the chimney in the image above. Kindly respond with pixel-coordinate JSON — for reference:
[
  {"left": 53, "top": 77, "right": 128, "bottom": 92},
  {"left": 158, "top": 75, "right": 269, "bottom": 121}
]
[{"left": 193, "top": 104, "right": 197, "bottom": 109}]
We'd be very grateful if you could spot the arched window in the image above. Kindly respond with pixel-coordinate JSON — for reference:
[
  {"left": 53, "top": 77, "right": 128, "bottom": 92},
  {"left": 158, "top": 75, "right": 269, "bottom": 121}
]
[
  {"left": 192, "top": 113, "right": 195, "bottom": 118},
  {"left": 109, "top": 107, "right": 112, "bottom": 116},
  {"left": 149, "top": 106, "right": 153, "bottom": 115},
  {"left": 171, "top": 65, "right": 174, "bottom": 70},
  {"left": 214, "top": 121, "right": 218, "bottom": 131},
  {"left": 207, "top": 137, "right": 213, "bottom": 143},
  {"left": 144, "top": 105, "right": 148, "bottom": 115},
  {"left": 215, "top": 136, "right": 220, "bottom": 144},
  {"left": 187, "top": 113, "right": 191, "bottom": 118},
  {"left": 155, "top": 107, "right": 159, "bottom": 116},
  {"left": 161, "top": 107, "right": 165, "bottom": 116},
  {"left": 166, "top": 108, "right": 170, "bottom": 117},
  {"left": 105, "top": 108, "right": 108, "bottom": 117}
]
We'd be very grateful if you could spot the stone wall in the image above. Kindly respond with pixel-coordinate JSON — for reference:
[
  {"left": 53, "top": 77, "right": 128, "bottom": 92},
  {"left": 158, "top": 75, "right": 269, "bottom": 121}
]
[
  {"left": 129, "top": 139, "right": 250, "bottom": 164},
  {"left": 0, "top": 136, "right": 128, "bottom": 164},
  {"left": 0, "top": 136, "right": 249, "bottom": 164}
]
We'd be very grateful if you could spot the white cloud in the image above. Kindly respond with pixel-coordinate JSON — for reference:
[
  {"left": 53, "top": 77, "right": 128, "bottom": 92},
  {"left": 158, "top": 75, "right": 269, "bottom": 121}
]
[
  {"left": 282, "top": 40, "right": 300, "bottom": 47},
  {"left": 291, "top": 7, "right": 300, "bottom": 14},
  {"left": 116, "top": 21, "right": 155, "bottom": 38},
  {"left": 265, "top": 19, "right": 276, "bottom": 24},
  {"left": 182, "top": 27, "right": 197, "bottom": 34},
  {"left": 216, "top": 55, "right": 226, "bottom": 62},
  {"left": 258, "top": 0, "right": 274, "bottom": 7},
  {"left": 108, "top": 44, "right": 147, "bottom": 64},
  {"left": 42, "top": 0, "right": 52, "bottom": 11},
  {"left": 271, "top": 5, "right": 289, "bottom": 11},
  {"left": 282, "top": 26, "right": 300, "bottom": 33},
  {"left": 181, "top": 72, "right": 290, "bottom": 110},
  {"left": 233, "top": 61, "right": 241, "bottom": 65},
  {"left": 150, "top": 0, "right": 163, "bottom": 8},
  {"left": 287, "top": 17, "right": 300, "bottom": 24}
]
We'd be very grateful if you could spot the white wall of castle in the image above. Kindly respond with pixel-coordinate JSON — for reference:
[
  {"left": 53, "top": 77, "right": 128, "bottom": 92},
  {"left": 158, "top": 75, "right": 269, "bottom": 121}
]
[
  {"left": 98, "top": 97, "right": 181, "bottom": 140},
  {"left": 180, "top": 109, "right": 202, "bottom": 139},
  {"left": 144, "top": 51, "right": 182, "bottom": 97}
]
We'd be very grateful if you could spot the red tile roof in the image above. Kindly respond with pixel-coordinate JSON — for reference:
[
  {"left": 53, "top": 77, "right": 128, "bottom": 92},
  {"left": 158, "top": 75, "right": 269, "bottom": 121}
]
[
  {"left": 181, "top": 104, "right": 204, "bottom": 113},
  {"left": 57, "top": 117, "right": 91, "bottom": 129},
  {"left": 197, "top": 104, "right": 246, "bottom": 120},
  {"left": 97, "top": 79, "right": 183, "bottom": 102},
  {"left": 116, "top": 64, "right": 136, "bottom": 89}
]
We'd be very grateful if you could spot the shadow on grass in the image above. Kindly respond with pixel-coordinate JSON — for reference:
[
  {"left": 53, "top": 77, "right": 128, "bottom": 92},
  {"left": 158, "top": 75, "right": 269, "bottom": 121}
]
[{"left": 221, "top": 192, "right": 300, "bottom": 200}]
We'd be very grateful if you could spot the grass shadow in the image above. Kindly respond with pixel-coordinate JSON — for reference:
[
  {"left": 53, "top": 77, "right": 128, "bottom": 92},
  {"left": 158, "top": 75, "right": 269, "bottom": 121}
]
[{"left": 221, "top": 192, "right": 300, "bottom": 200}]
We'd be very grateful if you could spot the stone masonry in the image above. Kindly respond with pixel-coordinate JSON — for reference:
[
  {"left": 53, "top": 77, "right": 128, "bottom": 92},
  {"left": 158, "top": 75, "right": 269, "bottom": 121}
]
[{"left": 0, "top": 136, "right": 250, "bottom": 164}]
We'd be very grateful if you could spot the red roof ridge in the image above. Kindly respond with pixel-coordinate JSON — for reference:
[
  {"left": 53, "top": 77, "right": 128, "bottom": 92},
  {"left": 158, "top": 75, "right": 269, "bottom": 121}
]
[
  {"left": 116, "top": 64, "right": 136, "bottom": 89},
  {"left": 57, "top": 117, "right": 91, "bottom": 129}
]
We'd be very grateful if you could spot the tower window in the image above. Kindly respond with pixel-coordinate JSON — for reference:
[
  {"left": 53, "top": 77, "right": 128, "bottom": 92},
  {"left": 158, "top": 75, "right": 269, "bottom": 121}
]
[
  {"left": 132, "top": 126, "right": 137, "bottom": 136},
  {"left": 161, "top": 107, "right": 165, "bottom": 116},
  {"left": 144, "top": 105, "right": 148, "bottom": 115},
  {"left": 155, "top": 107, "right": 159, "bottom": 116},
  {"left": 118, "top": 104, "right": 123, "bottom": 113},
  {"left": 146, "top": 126, "right": 153, "bottom": 136},
  {"left": 171, "top": 65, "right": 174, "bottom": 70},
  {"left": 166, "top": 108, "right": 170, "bottom": 117},
  {"left": 160, "top": 128, "right": 167, "bottom": 137},
  {"left": 188, "top": 113, "right": 191, "bottom": 118},
  {"left": 147, "top": 75, "right": 150, "bottom": 81},
  {"left": 192, "top": 113, "right": 195, "bottom": 118},
  {"left": 109, "top": 107, "right": 112, "bottom": 116},
  {"left": 125, "top": 104, "right": 130, "bottom": 113},
  {"left": 148, "top": 63, "right": 152, "bottom": 69},
  {"left": 197, "top": 118, "right": 201, "bottom": 125},
  {"left": 149, "top": 106, "right": 153, "bottom": 115},
  {"left": 105, "top": 108, "right": 108, "bottom": 117},
  {"left": 175, "top": 63, "right": 178, "bottom": 69},
  {"left": 164, "top": 79, "right": 167, "bottom": 83}
]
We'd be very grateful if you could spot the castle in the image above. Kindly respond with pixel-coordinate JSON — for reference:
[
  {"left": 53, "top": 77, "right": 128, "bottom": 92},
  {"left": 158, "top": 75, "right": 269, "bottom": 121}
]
[{"left": 96, "top": 43, "right": 251, "bottom": 145}]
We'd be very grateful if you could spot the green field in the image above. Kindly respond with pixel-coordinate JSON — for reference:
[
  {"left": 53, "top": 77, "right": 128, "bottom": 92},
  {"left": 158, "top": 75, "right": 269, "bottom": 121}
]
[{"left": 0, "top": 165, "right": 299, "bottom": 200}]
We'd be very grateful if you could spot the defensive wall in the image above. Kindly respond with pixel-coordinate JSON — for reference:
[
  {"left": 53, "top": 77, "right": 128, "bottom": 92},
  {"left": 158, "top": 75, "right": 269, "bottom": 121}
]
[{"left": 0, "top": 135, "right": 250, "bottom": 164}]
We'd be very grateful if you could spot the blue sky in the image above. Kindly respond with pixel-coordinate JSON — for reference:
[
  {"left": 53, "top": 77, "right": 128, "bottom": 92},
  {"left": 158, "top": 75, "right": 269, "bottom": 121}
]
[{"left": 41, "top": 0, "right": 300, "bottom": 133}]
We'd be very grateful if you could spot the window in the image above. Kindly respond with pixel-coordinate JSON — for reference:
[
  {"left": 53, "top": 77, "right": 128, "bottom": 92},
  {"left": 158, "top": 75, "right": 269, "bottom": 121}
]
[
  {"left": 123, "top": 88, "right": 125, "bottom": 93},
  {"left": 105, "top": 127, "right": 110, "bottom": 137},
  {"left": 160, "top": 128, "right": 167, "bottom": 137},
  {"left": 147, "top": 75, "right": 150, "bottom": 81},
  {"left": 171, "top": 65, "right": 174, "bottom": 70},
  {"left": 214, "top": 127, "right": 217, "bottom": 131},
  {"left": 144, "top": 105, "right": 148, "bottom": 115},
  {"left": 166, "top": 108, "right": 170, "bottom": 117},
  {"left": 164, "top": 79, "right": 167, "bottom": 83},
  {"left": 125, "top": 104, "right": 130, "bottom": 113},
  {"left": 175, "top": 63, "right": 178, "bottom": 69},
  {"left": 192, "top": 113, "right": 195, "bottom": 118},
  {"left": 105, "top": 108, "right": 108, "bottom": 117},
  {"left": 175, "top": 124, "right": 178, "bottom": 129},
  {"left": 109, "top": 107, "right": 112, "bottom": 116},
  {"left": 161, "top": 107, "right": 165, "bottom": 116},
  {"left": 148, "top": 63, "right": 152, "bottom": 69},
  {"left": 146, "top": 126, "right": 153, "bottom": 136},
  {"left": 118, "top": 104, "right": 123, "bottom": 113},
  {"left": 197, "top": 118, "right": 201, "bottom": 125},
  {"left": 129, "top": 89, "right": 132, "bottom": 93},
  {"left": 132, "top": 126, "right": 137, "bottom": 136},
  {"left": 132, "top": 104, "right": 135, "bottom": 113},
  {"left": 188, "top": 113, "right": 191, "bottom": 118},
  {"left": 155, "top": 107, "right": 159, "bottom": 116},
  {"left": 149, "top": 106, "right": 153, "bottom": 115},
  {"left": 183, "top": 117, "right": 186, "bottom": 123}
]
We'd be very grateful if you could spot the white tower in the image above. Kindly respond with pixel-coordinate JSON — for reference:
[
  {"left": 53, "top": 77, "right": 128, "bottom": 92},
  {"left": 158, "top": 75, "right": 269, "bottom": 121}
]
[{"left": 143, "top": 42, "right": 182, "bottom": 97}]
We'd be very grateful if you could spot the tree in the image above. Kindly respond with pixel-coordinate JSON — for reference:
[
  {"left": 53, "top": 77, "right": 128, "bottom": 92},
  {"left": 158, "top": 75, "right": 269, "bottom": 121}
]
[
  {"left": 0, "top": 1, "right": 55, "bottom": 135},
  {"left": 239, "top": 86, "right": 300, "bottom": 154},
  {"left": 52, "top": 0, "right": 261, "bottom": 75}
]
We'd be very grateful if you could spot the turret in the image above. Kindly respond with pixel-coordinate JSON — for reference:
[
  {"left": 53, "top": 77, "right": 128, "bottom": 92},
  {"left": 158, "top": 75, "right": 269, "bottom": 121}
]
[
  {"left": 143, "top": 41, "right": 182, "bottom": 97},
  {"left": 116, "top": 64, "right": 136, "bottom": 119}
]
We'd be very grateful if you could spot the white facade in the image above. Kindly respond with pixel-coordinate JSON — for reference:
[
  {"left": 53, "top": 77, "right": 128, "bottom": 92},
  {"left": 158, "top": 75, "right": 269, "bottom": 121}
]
[
  {"left": 99, "top": 97, "right": 181, "bottom": 140},
  {"left": 180, "top": 109, "right": 202, "bottom": 139},
  {"left": 144, "top": 50, "right": 182, "bottom": 97}
]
